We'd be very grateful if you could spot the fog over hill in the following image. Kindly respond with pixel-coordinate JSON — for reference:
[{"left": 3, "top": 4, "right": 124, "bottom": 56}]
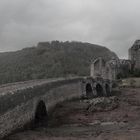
[{"left": 0, "top": 41, "right": 118, "bottom": 84}]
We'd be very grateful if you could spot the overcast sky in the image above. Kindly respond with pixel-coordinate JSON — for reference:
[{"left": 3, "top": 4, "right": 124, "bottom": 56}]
[{"left": 0, "top": 0, "right": 140, "bottom": 58}]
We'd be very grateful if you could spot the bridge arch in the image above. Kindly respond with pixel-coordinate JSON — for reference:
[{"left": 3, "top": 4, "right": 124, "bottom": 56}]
[
  {"left": 105, "top": 83, "right": 111, "bottom": 96},
  {"left": 86, "top": 83, "right": 94, "bottom": 98},
  {"left": 96, "top": 83, "right": 104, "bottom": 97},
  {"left": 34, "top": 100, "right": 48, "bottom": 126}
]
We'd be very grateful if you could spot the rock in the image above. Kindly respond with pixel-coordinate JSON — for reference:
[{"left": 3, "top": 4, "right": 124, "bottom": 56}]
[{"left": 87, "top": 96, "right": 119, "bottom": 112}]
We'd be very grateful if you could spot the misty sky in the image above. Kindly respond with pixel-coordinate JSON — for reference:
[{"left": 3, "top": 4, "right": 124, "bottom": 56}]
[{"left": 0, "top": 0, "right": 140, "bottom": 58}]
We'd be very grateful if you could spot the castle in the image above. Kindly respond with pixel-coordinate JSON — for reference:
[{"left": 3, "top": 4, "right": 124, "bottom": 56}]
[
  {"left": 129, "top": 40, "right": 140, "bottom": 70},
  {"left": 91, "top": 40, "right": 140, "bottom": 80},
  {"left": 116, "top": 40, "right": 140, "bottom": 78}
]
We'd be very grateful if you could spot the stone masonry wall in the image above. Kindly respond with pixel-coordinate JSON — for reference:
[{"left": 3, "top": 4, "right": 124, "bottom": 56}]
[
  {"left": 0, "top": 78, "right": 83, "bottom": 138},
  {"left": 129, "top": 40, "right": 140, "bottom": 70}
]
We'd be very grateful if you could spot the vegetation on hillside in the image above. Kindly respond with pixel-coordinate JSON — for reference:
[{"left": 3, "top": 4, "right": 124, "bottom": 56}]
[{"left": 0, "top": 41, "right": 118, "bottom": 84}]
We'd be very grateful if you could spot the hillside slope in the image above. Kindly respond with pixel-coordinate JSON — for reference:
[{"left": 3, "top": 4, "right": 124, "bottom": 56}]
[{"left": 0, "top": 41, "right": 118, "bottom": 84}]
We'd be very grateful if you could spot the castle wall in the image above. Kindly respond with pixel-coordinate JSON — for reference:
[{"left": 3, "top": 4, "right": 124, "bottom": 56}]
[
  {"left": 135, "top": 51, "right": 140, "bottom": 69},
  {"left": 129, "top": 40, "right": 140, "bottom": 70}
]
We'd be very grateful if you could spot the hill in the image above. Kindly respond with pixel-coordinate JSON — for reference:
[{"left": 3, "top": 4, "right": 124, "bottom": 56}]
[{"left": 0, "top": 41, "right": 118, "bottom": 84}]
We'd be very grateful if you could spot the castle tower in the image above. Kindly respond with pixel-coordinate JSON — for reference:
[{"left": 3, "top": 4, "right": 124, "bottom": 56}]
[{"left": 129, "top": 40, "right": 140, "bottom": 70}]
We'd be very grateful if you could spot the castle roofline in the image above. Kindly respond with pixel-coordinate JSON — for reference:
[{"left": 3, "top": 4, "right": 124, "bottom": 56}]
[{"left": 130, "top": 40, "right": 140, "bottom": 50}]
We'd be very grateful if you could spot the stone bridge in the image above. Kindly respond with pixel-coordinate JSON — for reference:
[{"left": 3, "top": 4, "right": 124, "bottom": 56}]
[
  {"left": 0, "top": 57, "right": 118, "bottom": 138},
  {"left": 0, "top": 76, "right": 114, "bottom": 138}
]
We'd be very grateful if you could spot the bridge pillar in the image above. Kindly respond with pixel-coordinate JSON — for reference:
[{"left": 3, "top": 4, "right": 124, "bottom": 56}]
[{"left": 105, "top": 83, "right": 111, "bottom": 96}]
